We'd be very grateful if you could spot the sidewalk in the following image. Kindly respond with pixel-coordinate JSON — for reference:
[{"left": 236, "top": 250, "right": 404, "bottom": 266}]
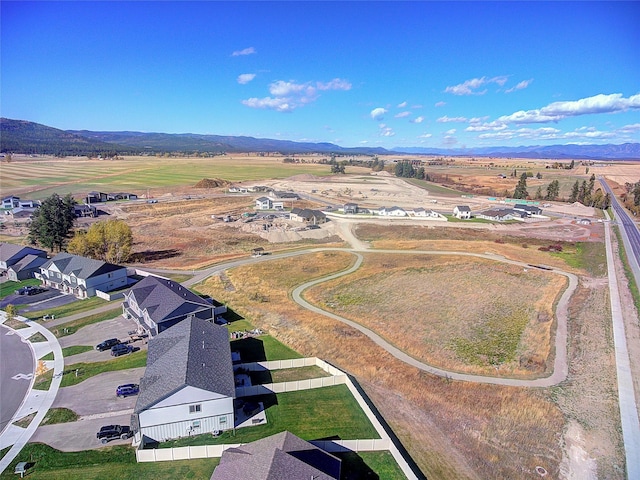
[{"left": 0, "top": 313, "right": 64, "bottom": 474}]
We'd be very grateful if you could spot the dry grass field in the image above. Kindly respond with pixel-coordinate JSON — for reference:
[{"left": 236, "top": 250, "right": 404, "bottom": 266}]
[
  {"left": 1, "top": 153, "right": 630, "bottom": 478},
  {"left": 304, "top": 253, "right": 566, "bottom": 377}
]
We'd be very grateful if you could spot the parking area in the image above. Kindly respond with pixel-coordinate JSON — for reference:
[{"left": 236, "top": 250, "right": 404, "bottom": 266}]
[
  {"left": 58, "top": 315, "right": 145, "bottom": 353},
  {"left": 0, "top": 288, "right": 76, "bottom": 311}
]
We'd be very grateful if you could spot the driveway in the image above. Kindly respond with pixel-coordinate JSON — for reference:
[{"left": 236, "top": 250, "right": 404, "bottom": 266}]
[
  {"left": 58, "top": 315, "right": 140, "bottom": 351},
  {"left": 52, "top": 369, "right": 145, "bottom": 416},
  {"left": 29, "top": 413, "right": 134, "bottom": 452}
]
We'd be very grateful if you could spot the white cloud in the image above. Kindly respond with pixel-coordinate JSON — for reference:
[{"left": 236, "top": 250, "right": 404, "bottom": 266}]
[
  {"left": 434, "top": 101, "right": 446, "bottom": 107},
  {"left": 395, "top": 111, "right": 410, "bottom": 118},
  {"left": 465, "top": 120, "right": 507, "bottom": 132},
  {"left": 370, "top": 107, "right": 387, "bottom": 120},
  {"left": 619, "top": 123, "right": 640, "bottom": 133},
  {"left": 444, "top": 76, "right": 509, "bottom": 95},
  {"left": 317, "top": 78, "right": 352, "bottom": 91},
  {"left": 232, "top": 47, "right": 256, "bottom": 56},
  {"left": 418, "top": 133, "right": 432, "bottom": 138},
  {"left": 411, "top": 116, "right": 425, "bottom": 124},
  {"left": 505, "top": 79, "right": 533, "bottom": 93},
  {"left": 243, "top": 78, "right": 350, "bottom": 112},
  {"left": 498, "top": 92, "right": 640, "bottom": 124},
  {"left": 445, "top": 128, "right": 457, "bottom": 135},
  {"left": 437, "top": 115, "right": 467, "bottom": 123},
  {"left": 377, "top": 123, "right": 394, "bottom": 137},
  {"left": 475, "top": 125, "right": 616, "bottom": 141},
  {"left": 397, "top": 101, "right": 408, "bottom": 108},
  {"left": 237, "top": 73, "right": 256, "bottom": 85},
  {"left": 242, "top": 97, "right": 294, "bottom": 112}
]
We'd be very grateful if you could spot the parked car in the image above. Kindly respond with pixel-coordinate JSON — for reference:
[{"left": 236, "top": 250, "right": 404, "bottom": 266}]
[
  {"left": 116, "top": 383, "right": 140, "bottom": 398},
  {"left": 111, "top": 344, "right": 133, "bottom": 357},
  {"left": 96, "top": 425, "right": 132, "bottom": 444},
  {"left": 96, "top": 338, "right": 120, "bottom": 351},
  {"left": 15, "top": 286, "right": 45, "bottom": 296}
]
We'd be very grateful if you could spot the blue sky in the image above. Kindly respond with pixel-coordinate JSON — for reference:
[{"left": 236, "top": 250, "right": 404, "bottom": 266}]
[{"left": 2, "top": 1, "right": 639, "bottom": 149}]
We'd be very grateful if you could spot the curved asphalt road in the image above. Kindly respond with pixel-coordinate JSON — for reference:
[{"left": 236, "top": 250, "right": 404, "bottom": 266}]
[{"left": 0, "top": 324, "right": 33, "bottom": 435}]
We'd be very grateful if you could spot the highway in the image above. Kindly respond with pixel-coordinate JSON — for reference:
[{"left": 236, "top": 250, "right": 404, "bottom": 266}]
[{"left": 599, "top": 178, "right": 640, "bottom": 283}]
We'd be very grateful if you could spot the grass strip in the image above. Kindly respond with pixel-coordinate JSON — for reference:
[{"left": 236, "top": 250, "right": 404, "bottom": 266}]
[
  {"left": 0, "top": 444, "right": 217, "bottom": 479},
  {"left": 341, "top": 451, "right": 408, "bottom": 480},
  {"left": 50, "top": 308, "right": 123, "bottom": 337},
  {"left": 23, "top": 297, "right": 109, "bottom": 320},
  {"left": 159, "top": 384, "right": 379, "bottom": 449},
  {"left": 60, "top": 350, "right": 147, "bottom": 387},
  {"left": 61, "top": 345, "right": 94, "bottom": 357},
  {"left": 614, "top": 226, "right": 640, "bottom": 313},
  {"left": 39, "top": 352, "right": 54, "bottom": 361},
  {"left": 0, "top": 278, "right": 41, "bottom": 299},
  {"left": 41, "top": 408, "right": 78, "bottom": 425},
  {"left": 33, "top": 369, "right": 53, "bottom": 391},
  {"left": 27, "top": 332, "right": 48, "bottom": 343}
]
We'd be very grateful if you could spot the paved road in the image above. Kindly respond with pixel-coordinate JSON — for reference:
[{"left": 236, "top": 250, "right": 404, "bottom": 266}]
[
  {"left": 0, "top": 324, "right": 33, "bottom": 435},
  {"left": 599, "top": 178, "right": 640, "bottom": 286}
]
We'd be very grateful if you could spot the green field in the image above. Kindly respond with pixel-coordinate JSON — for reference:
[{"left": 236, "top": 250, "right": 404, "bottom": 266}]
[
  {"left": 0, "top": 156, "right": 334, "bottom": 200},
  {"left": 60, "top": 350, "right": 147, "bottom": 387}
]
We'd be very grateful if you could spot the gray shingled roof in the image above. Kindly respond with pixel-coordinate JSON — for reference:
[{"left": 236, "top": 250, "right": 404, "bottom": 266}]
[
  {"left": 41, "top": 252, "right": 124, "bottom": 279},
  {"left": 126, "top": 275, "right": 214, "bottom": 326},
  {"left": 211, "top": 431, "right": 341, "bottom": 480},
  {"left": 10, "top": 254, "right": 48, "bottom": 273},
  {"left": 134, "top": 317, "right": 235, "bottom": 413},
  {"left": 0, "top": 243, "right": 46, "bottom": 265}
]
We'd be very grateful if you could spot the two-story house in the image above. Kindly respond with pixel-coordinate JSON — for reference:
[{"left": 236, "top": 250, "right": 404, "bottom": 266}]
[
  {"left": 122, "top": 275, "right": 226, "bottom": 337},
  {"left": 132, "top": 317, "right": 235, "bottom": 444},
  {"left": 37, "top": 253, "right": 128, "bottom": 298}
]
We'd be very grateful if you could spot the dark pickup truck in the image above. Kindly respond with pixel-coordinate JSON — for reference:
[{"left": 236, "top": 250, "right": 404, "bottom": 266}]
[{"left": 96, "top": 425, "right": 133, "bottom": 444}]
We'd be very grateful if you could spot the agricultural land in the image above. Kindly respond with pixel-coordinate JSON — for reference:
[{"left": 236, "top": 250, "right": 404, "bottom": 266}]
[{"left": 1, "top": 153, "right": 640, "bottom": 479}]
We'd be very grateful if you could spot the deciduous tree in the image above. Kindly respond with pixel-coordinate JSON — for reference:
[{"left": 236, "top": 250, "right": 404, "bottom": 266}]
[{"left": 67, "top": 219, "right": 133, "bottom": 263}]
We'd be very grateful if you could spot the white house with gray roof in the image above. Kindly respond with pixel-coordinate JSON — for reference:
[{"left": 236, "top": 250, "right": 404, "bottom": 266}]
[
  {"left": 132, "top": 317, "right": 235, "bottom": 444},
  {"left": 37, "top": 252, "right": 127, "bottom": 298},
  {"left": 0, "top": 243, "right": 47, "bottom": 275},
  {"left": 123, "top": 275, "right": 226, "bottom": 337}
]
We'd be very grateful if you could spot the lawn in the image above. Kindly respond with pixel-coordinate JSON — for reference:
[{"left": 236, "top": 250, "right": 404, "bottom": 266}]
[
  {"left": 41, "top": 408, "right": 78, "bottom": 425},
  {"left": 49, "top": 308, "right": 123, "bottom": 337},
  {"left": 32, "top": 369, "right": 53, "bottom": 391},
  {"left": 249, "top": 365, "right": 331, "bottom": 385},
  {"left": 340, "top": 451, "right": 408, "bottom": 480},
  {"left": 22, "top": 297, "right": 109, "bottom": 320},
  {"left": 0, "top": 444, "right": 216, "bottom": 480},
  {"left": 60, "top": 345, "right": 94, "bottom": 357},
  {"left": 60, "top": 350, "right": 147, "bottom": 387},
  {"left": 0, "top": 278, "right": 41, "bottom": 299},
  {"left": 159, "top": 384, "right": 379, "bottom": 449}
]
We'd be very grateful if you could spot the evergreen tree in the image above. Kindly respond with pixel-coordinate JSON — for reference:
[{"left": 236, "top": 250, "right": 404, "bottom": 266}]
[
  {"left": 535, "top": 186, "right": 543, "bottom": 200},
  {"left": 513, "top": 172, "right": 529, "bottom": 199},
  {"left": 569, "top": 180, "right": 580, "bottom": 203},
  {"left": 545, "top": 180, "right": 560, "bottom": 200},
  {"left": 28, "top": 193, "right": 76, "bottom": 252}
]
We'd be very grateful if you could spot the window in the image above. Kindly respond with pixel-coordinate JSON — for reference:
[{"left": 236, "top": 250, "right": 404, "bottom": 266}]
[
  {"left": 219, "top": 416, "right": 227, "bottom": 424},
  {"left": 189, "top": 404, "right": 201, "bottom": 414},
  {"left": 192, "top": 420, "right": 201, "bottom": 428}
]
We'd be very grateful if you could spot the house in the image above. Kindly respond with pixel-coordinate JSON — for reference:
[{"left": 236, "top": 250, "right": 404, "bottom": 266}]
[
  {"left": 7, "top": 254, "right": 48, "bottom": 281},
  {"left": 2, "top": 196, "right": 38, "bottom": 209},
  {"left": 122, "top": 275, "right": 226, "bottom": 337},
  {"left": 343, "top": 203, "right": 358, "bottom": 214},
  {"left": 37, "top": 253, "right": 128, "bottom": 299},
  {"left": 73, "top": 204, "right": 97, "bottom": 218},
  {"left": 110, "top": 192, "right": 138, "bottom": 201},
  {"left": 453, "top": 205, "right": 471, "bottom": 219},
  {"left": 0, "top": 243, "right": 48, "bottom": 274},
  {"left": 513, "top": 204, "right": 542, "bottom": 217},
  {"left": 290, "top": 208, "right": 327, "bottom": 224},
  {"left": 86, "top": 191, "right": 108, "bottom": 203},
  {"left": 132, "top": 317, "right": 235, "bottom": 444},
  {"left": 378, "top": 206, "right": 407, "bottom": 216},
  {"left": 412, "top": 208, "right": 446, "bottom": 219},
  {"left": 211, "top": 431, "right": 341, "bottom": 480},
  {"left": 475, "top": 208, "right": 516, "bottom": 222},
  {"left": 255, "top": 197, "right": 272, "bottom": 210}
]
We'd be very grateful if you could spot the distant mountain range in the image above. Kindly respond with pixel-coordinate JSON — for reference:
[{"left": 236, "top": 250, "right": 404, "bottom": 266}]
[{"left": 1, "top": 118, "right": 639, "bottom": 160}]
